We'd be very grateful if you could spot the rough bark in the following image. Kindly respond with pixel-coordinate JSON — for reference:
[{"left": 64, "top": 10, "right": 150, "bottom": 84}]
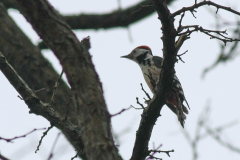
[
  {"left": 14, "top": 0, "right": 121, "bottom": 160},
  {"left": 0, "top": 3, "right": 75, "bottom": 121},
  {"left": 0, "top": 52, "right": 85, "bottom": 159},
  {"left": 0, "top": 0, "right": 17, "bottom": 9},
  {"left": 0, "top": 4, "right": 87, "bottom": 159}
]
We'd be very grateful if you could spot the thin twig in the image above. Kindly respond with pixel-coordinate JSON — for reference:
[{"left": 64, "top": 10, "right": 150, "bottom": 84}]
[
  {"left": 178, "top": 25, "right": 239, "bottom": 45},
  {"left": 35, "top": 125, "right": 53, "bottom": 153},
  {"left": 136, "top": 97, "right": 145, "bottom": 110},
  {"left": 64, "top": 97, "right": 72, "bottom": 121},
  {"left": 172, "top": 1, "right": 240, "bottom": 17},
  {"left": 111, "top": 106, "right": 132, "bottom": 117},
  {"left": 50, "top": 69, "right": 64, "bottom": 107},
  {"left": 17, "top": 95, "right": 23, "bottom": 100},
  {"left": 140, "top": 83, "right": 151, "bottom": 100},
  {"left": 34, "top": 88, "right": 45, "bottom": 93},
  {"left": 131, "top": 105, "right": 143, "bottom": 110},
  {"left": 177, "top": 50, "right": 188, "bottom": 63},
  {"left": 71, "top": 150, "right": 81, "bottom": 160},
  {"left": 190, "top": 9, "right": 197, "bottom": 18},
  {"left": 47, "top": 132, "right": 61, "bottom": 160},
  {"left": 146, "top": 143, "right": 162, "bottom": 160},
  {"left": 0, "top": 128, "right": 46, "bottom": 143},
  {"left": 131, "top": 5, "right": 154, "bottom": 15},
  {"left": 177, "top": 12, "right": 185, "bottom": 32},
  {"left": 148, "top": 149, "right": 174, "bottom": 157},
  {"left": 147, "top": 155, "right": 162, "bottom": 160}
]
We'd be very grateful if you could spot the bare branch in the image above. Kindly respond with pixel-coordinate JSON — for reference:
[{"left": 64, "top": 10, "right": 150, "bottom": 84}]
[
  {"left": 1, "top": 0, "right": 176, "bottom": 30},
  {"left": 130, "top": 0, "right": 178, "bottom": 159},
  {"left": 131, "top": 5, "right": 154, "bottom": 15},
  {"left": 140, "top": 83, "right": 151, "bottom": 100},
  {"left": 35, "top": 125, "right": 53, "bottom": 153},
  {"left": 111, "top": 106, "right": 132, "bottom": 117},
  {"left": 178, "top": 25, "right": 240, "bottom": 45},
  {"left": 0, "top": 128, "right": 46, "bottom": 143},
  {"left": 177, "top": 50, "right": 188, "bottom": 63},
  {"left": 175, "top": 34, "right": 190, "bottom": 54},
  {"left": 0, "top": 52, "right": 84, "bottom": 158},
  {"left": 0, "top": 5, "right": 86, "bottom": 158},
  {"left": 148, "top": 149, "right": 174, "bottom": 157},
  {"left": 202, "top": 16, "right": 240, "bottom": 77},
  {"left": 64, "top": 97, "right": 72, "bottom": 121},
  {"left": 71, "top": 150, "right": 81, "bottom": 160},
  {"left": 136, "top": 97, "right": 145, "bottom": 110},
  {"left": 34, "top": 88, "right": 45, "bottom": 93},
  {"left": 172, "top": 1, "right": 240, "bottom": 17},
  {"left": 50, "top": 69, "right": 64, "bottom": 107},
  {"left": 131, "top": 105, "right": 143, "bottom": 110},
  {"left": 17, "top": 95, "right": 23, "bottom": 100},
  {"left": 47, "top": 132, "right": 61, "bottom": 160},
  {"left": 61, "top": 0, "right": 175, "bottom": 30},
  {"left": 15, "top": 0, "right": 121, "bottom": 159},
  {"left": 0, "top": 153, "right": 10, "bottom": 160},
  {"left": 177, "top": 12, "right": 185, "bottom": 32}
]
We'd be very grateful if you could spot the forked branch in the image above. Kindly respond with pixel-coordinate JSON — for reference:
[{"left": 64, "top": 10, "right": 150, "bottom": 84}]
[
  {"left": 172, "top": 1, "right": 240, "bottom": 17},
  {"left": 178, "top": 25, "right": 240, "bottom": 45}
]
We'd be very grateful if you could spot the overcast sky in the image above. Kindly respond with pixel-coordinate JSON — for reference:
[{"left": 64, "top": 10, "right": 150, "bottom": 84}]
[{"left": 0, "top": 0, "right": 240, "bottom": 160}]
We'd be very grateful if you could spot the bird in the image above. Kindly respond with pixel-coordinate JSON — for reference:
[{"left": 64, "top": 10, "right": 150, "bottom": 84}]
[{"left": 121, "top": 45, "right": 190, "bottom": 127}]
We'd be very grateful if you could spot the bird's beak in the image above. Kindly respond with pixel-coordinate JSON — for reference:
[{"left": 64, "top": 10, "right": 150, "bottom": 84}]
[{"left": 121, "top": 54, "right": 131, "bottom": 59}]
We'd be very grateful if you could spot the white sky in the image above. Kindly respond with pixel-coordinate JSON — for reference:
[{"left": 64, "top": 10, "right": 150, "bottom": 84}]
[{"left": 0, "top": 0, "right": 240, "bottom": 160}]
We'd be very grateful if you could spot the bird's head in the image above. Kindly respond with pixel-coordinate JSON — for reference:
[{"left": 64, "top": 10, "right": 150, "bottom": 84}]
[{"left": 121, "top": 45, "right": 152, "bottom": 64}]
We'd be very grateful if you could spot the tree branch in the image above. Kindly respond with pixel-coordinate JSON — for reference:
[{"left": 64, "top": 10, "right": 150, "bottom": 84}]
[
  {"left": 178, "top": 25, "right": 240, "bottom": 45},
  {"left": 63, "top": 0, "right": 174, "bottom": 30},
  {"left": 0, "top": 128, "right": 46, "bottom": 143},
  {"left": 0, "top": 5, "right": 87, "bottom": 158},
  {"left": 172, "top": 1, "right": 240, "bottom": 17},
  {"left": 130, "top": 0, "right": 178, "bottom": 160},
  {"left": 202, "top": 16, "right": 240, "bottom": 77},
  {"left": 0, "top": 0, "right": 18, "bottom": 9},
  {"left": 0, "top": 153, "right": 10, "bottom": 160},
  {"left": 0, "top": 52, "right": 85, "bottom": 158},
  {"left": 15, "top": 0, "right": 121, "bottom": 159},
  {"left": 0, "top": 0, "right": 175, "bottom": 30},
  {"left": 63, "top": 0, "right": 155, "bottom": 30}
]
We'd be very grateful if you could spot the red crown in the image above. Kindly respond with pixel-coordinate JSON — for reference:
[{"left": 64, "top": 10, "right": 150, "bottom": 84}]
[{"left": 136, "top": 45, "right": 151, "bottom": 52}]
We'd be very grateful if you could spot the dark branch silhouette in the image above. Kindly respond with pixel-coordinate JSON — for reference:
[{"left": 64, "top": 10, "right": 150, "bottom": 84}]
[
  {"left": 0, "top": 0, "right": 175, "bottom": 30},
  {"left": 14, "top": 0, "right": 121, "bottom": 159},
  {"left": 0, "top": 52, "right": 85, "bottom": 159},
  {"left": 35, "top": 125, "right": 53, "bottom": 153},
  {"left": 172, "top": 1, "right": 240, "bottom": 17},
  {"left": 0, "top": 128, "right": 46, "bottom": 143},
  {"left": 47, "top": 132, "right": 61, "bottom": 160}
]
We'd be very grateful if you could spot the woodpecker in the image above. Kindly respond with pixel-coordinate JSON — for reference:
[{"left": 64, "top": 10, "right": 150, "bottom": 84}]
[{"left": 121, "top": 45, "right": 190, "bottom": 127}]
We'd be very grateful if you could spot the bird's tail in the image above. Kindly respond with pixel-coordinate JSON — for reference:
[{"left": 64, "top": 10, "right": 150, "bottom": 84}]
[{"left": 166, "top": 92, "right": 189, "bottom": 128}]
